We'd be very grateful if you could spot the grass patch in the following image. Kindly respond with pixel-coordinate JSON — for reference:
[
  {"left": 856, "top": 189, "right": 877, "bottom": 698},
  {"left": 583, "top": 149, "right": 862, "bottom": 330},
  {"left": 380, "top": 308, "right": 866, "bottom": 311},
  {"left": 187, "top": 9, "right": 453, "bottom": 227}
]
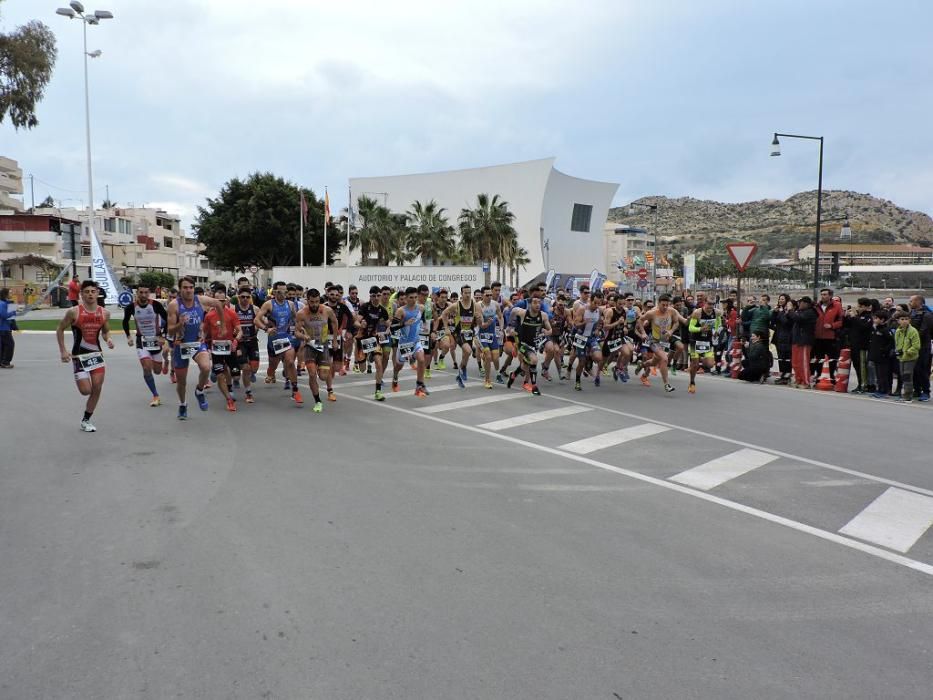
[{"left": 17, "top": 319, "right": 136, "bottom": 332}]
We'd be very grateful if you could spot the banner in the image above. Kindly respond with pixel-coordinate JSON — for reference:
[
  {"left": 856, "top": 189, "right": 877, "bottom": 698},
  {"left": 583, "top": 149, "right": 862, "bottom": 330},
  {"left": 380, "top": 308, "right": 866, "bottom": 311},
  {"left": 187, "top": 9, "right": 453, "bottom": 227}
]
[
  {"left": 89, "top": 226, "right": 122, "bottom": 305},
  {"left": 272, "top": 265, "right": 484, "bottom": 292},
  {"left": 589, "top": 269, "right": 600, "bottom": 290},
  {"left": 683, "top": 253, "right": 696, "bottom": 291},
  {"left": 545, "top": 269, "right": 555, "bottom": 292}
]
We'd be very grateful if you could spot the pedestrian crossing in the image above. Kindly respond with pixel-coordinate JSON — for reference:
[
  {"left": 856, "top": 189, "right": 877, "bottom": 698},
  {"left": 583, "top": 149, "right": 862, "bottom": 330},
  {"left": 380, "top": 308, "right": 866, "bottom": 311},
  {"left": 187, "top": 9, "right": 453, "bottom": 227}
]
[{"left": 335, "top": 372, "right": 933, "bottom": 566}]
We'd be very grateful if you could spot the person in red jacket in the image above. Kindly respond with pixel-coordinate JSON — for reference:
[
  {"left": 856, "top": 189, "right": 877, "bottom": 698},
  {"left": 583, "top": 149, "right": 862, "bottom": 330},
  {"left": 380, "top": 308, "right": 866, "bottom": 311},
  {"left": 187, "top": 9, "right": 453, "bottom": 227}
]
[{"left": 811, "top": 287, "right": 844, "bottom": 379}]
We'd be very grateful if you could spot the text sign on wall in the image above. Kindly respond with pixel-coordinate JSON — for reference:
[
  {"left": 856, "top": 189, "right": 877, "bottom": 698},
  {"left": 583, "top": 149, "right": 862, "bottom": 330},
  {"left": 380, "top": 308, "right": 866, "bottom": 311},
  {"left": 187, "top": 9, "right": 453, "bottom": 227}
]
[{"left": 271, "top": 266, "right": 484, "bottom": 292}]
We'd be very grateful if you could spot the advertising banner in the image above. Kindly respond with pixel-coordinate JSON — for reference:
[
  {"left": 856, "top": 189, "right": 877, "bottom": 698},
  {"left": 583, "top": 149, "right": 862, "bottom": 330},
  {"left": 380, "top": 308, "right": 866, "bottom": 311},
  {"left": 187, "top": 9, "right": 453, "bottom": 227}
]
[
  {"left": 89, "top": 226, "right": 123, "bottom": 305},
  {"left": 683, "top": 253, "right": 696, "bottom": 290}
]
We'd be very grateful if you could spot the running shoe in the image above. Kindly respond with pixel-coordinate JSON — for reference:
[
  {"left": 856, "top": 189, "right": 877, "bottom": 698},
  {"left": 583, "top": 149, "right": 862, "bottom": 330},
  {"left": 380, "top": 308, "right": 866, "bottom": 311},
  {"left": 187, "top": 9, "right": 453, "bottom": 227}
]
[
  {"left": 283, "top": 379, "right": 292, "bottom": 391},
  {"left": 612, "top": 367, "right": 619, "bottom": 382},
  {"left": 232, "top": 378, "right": 240, "bottom": 388},
  {"left": 640, "top": 375, "right": 651, "bottom": 387},
  {"left": 670, "top": 365, "right": 677, "bottom": 376},
  {"left": 177, "top": 404, "right": 188, "bottom": 421},
  {"left": 245, "top": 392, "right": 255, "bottom": 404},
  {"left": 353, "top": 366, "right": 362, "bottom": 374},
  {"left": 79, "top": 419, "right": 96, "bottom": 432},
  {"left": 313, "top": 401, "right": 323, "bottom": 413},
  {"left": 484, "top": 381, "right": 493, "bottom": 389},
  {"left": 523, "top": 382, "right": 533, "bottom": 392},
  {"left": 293, "top": 390, "right": 304, "bottom": 405},
  {"left": 456, "top": 374, "right": 465, "bottom": 389},
  {"left": 594, "top": 375, "right": 601, "bottom": 388},
  {"left": 664, "top": 383, "right": 675, "bottom": 393},
  {"left": 392, "top": 380, "right": 400, "bottom": 393},
  {"left": 507, "top": 371, "right": 517, "bottom": 389},
  {"left": 920, "top": 393, "right": 930, "bottom": 402},
  {"left": 574, "top": 381, "right": 582, "bottom": 391},
  {"left": 688, "top": 383, "right": 696, "bottom": 394},
  {"left": 374, "top": 389, "right": 385, "bottom": 401},
  {"left": 651, "top": 367, "right": 658, "bottom": 376},
  {"left": 415, "top": 386, "right": 428, "bottom": 398},
  {"left": 531, "top": 386, "right": 541, "bottom": 396},
  {"left": 265, "top": 374, "right": 275, "bottom": 384},
  {"left": 226, "top": 397, "right": 237, "bottom": 412},
  {"left": 620, "top": 370, "right": 629, "bottom": 383},
  {"left": 437, "top": 359, "right": 446, "bottom": 369},
  {"left": 327, "top": 390, "right": 337, "bottom": 402},
  {"left": 453, "top": 362, "right": 459, "bottom": 370},
  {"left": 425, "top": 368, "right": 432, "bottom": 379},
  {"left": 195, "top": 390, "right": 209, "bottom": 411},
  {"left": 149, "top": 396, "right": 161, "bottom": 407}
]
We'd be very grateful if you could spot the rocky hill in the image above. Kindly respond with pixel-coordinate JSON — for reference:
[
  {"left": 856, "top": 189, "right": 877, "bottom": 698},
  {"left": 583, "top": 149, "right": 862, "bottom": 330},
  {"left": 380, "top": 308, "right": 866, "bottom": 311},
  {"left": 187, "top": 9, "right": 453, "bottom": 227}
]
[{"left": 608, "top": 191, "right": 933, "bottom": 257}]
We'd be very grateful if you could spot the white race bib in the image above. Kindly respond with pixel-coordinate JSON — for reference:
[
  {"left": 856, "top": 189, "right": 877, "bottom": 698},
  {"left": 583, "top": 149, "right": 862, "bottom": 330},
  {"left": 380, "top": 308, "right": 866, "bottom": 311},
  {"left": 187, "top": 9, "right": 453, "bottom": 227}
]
[
  {"left": 573, "top": 333, "right": 588, "bottom": 350},
  {"left": 211, "top": 340, "right": 232, "bottom": 355},
  {"left": 460, "top": 329, "right": 474, "bottom": 342},
  {"left": 480, "top": 332, "right": 494, "bottom": 345},
  {"left": 694, "top": 341, "right": 711, "bottom": 353},
  {"left": 419, "top": 331, "right": 431, "bottom": 345},
  {"left": 309, "top": 339, "right": 325, "bottom": 352},
  {"left": 377, "top": 331, "right": 390, "bottom": 345},
  {"left": 141, "top": 336, "right": 161, "bottom": 352},
  {"left": 435, "top": 329, "right": 447, "bottom": 340},
  {"left": 180, "top": 342, "right": 201, "bottom": 360},
  {"left": 78, "top": 351, "right": 105, "bottom": 371},
  {"left": 360, "top": 336, "right": 378, "bottom": 353},
  {"left": 397, "top": 341, "right": 415, "bottom": 362},
  {"left": 607, "top": 337, "right": 623, "bottom": 353},
  {"left": 271, "top": 336, "right": 292, "bottom": 355}
]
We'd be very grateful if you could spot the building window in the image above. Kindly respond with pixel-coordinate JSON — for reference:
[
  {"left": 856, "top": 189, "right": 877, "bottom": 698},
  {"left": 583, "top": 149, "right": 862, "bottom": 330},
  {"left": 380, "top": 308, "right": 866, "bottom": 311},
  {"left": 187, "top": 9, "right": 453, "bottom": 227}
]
[
  {"left": 163, "top": 236, "right": 174, "bottom": 249},
  {"left": 104, "top": 218, "right": 116, "bottom": 233},
  {"left": 81, "top": 244, "right": 92, "bottom": 257},
  {"left": 570, "top": 203, "right": 593, "bottom": 233}
]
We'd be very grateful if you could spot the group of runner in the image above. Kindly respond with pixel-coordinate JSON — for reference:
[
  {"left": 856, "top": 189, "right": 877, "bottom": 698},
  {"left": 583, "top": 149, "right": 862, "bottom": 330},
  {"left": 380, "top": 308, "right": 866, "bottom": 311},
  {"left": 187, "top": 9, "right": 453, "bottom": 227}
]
[{"left": 56, "top": 276, "right": 726, "bottom": 432}]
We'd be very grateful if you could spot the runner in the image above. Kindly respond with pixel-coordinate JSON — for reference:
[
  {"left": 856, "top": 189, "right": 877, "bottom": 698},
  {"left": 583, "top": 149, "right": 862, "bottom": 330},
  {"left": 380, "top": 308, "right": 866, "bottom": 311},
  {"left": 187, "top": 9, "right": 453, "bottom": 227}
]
[
  {"left": 295, "top": 288, "right": 339, "bottom": 412},
  {"left": 637, "top": 293, "right": 687, "bottom": 393},
  {"left": 540, "top": 294, "right": 570, "bottom": 381},
  {"left": 203, "top": 284, "right": 242, "bottom": 412},
  {"left": 601, "top": 293, "right": 631, "bottom": 384},
  {"left": 687, "top": 297, "right": 721, "bottom": 394},
  {"left": 357, "top": 286, "right": 391, "bottom": 400},
  {"left": 507, "top": 295, "right": 551, "bottom": 395},
  {"left": 56, "top": 279, "right": 115, "bottom": 432},
  {"left": 391, "top": 286, "right": 430, "bottom": 397},
  {"left": 416, "top": 285, "right": 434, "bottom": 378},
  {"left": 122, "top": 284, "right": 168, "bottom": 406},
  {"left": 233, "top": 286, "right": 260, "bottom": 404},
  {"left": 166, "top": 276, "right": 229, "bottom": 420},
  {"left": 438, "top": 284, "right": 479, "bottom": 389},
  {"left": 431, "top": 288, "right": 452, "bottom": 370},
  {"left": 569, "top": 290, "right": 609, "bottom": 391},
  {"left": 255, "top": 281, "right": 301, "bottom": 405},
  {"left": 325, "top": 284, "right": 354, "bottom": 378},
  {"left": 477, "top": 286, "right": 505, "bottom": 389}
]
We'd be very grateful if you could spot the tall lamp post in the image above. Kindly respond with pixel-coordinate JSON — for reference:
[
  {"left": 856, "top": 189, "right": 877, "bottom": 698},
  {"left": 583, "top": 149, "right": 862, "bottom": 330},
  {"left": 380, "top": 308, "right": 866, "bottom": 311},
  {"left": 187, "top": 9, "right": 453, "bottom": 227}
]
[
  {"left": 628, "top": 201, "right": 660, "bottom": 299},
  {"left": 770, "top": 132, "right": 823, "bottom": 297},
  {"left": 55, "top": 2, "right": 114, "bottom": 263}
]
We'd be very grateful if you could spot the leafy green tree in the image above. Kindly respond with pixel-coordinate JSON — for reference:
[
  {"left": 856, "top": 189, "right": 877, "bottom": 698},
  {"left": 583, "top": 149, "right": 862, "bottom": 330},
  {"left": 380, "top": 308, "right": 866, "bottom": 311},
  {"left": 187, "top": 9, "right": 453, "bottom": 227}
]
[
  {"left": 458, "top": 194, "right": 518, "bottom": 280},
  {"left": 38, "top": 194, "right": 55, "bottom": 208},
  {"left": 405, "top": 200, "right": 455, "bottom": 265},
  {"left": 195, "top": 172, "right": 337, "bottom": 271},
  {"left": 0, "top": 2, "right": 57, "bottom": 129},
  {"left": 138, "top": 270, "right": 175, "bottom": 290}
]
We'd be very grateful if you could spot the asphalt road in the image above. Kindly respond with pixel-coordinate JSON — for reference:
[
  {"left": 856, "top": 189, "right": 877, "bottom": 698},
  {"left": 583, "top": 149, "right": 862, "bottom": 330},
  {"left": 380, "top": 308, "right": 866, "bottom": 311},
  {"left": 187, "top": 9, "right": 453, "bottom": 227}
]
[{"left": 1, "top": 332, "right": 932, "bottom": 699}]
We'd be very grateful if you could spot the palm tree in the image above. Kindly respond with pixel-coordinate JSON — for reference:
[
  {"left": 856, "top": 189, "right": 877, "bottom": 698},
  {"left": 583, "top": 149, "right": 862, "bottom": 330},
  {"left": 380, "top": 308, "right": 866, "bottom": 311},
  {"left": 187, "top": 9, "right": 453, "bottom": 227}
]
[
  {"left": 386, "top": 212, "right": 414, "bottom": 266},
  {"left": 350, "top": 195, "right": 382, "bottom": 264},
  {"left": 406, "top": 199, "right": 455, "bottom": 265},
  {"left": 458, "top": 193, "right": 517, "bottom": 281}
]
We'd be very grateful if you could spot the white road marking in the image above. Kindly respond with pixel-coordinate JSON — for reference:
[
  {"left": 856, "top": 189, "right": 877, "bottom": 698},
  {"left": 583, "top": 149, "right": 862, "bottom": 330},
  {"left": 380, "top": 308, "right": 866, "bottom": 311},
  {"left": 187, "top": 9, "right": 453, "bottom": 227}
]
[
  {"left": 384, "top": 384, "right": 458, "bottom": 398},
  {"left": 558, "top": 423, "right": 669, "bottom": 455},
  {"left": 669, "top": 449, "right": 779, "bottom": 491},
  {"left": 839, "top": 487, "right": 933, "bottom": 553},
  {"left": 340, "top": 392, "right": 933, "bottom": 578},
  {"left": 803, "top": 478, "right": 873, "bottom": 488},
  {"left": 417, "top": 393, "right": 528, "bottom": 414},
  {"left": 478, "top": 405, "right": 592, "bottom": 431},
  {"left": 338, "top": 373, "right": 419, "bottom": 389}
]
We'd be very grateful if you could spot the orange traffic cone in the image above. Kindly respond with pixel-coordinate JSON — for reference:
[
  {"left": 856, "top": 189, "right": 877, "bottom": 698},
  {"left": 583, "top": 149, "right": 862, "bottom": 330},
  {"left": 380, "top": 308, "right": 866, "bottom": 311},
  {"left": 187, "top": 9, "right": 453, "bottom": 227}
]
[
  {"left": 815, "top": 356, "right": 834, "bottom": 391},
  {"left": 835, "top": 348, "right": 851, "bottom": 393}
]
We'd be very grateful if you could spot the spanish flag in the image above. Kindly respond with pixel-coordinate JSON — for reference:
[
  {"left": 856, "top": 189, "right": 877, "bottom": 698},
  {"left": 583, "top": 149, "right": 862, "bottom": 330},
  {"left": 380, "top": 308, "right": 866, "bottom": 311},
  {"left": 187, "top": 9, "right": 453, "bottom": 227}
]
[{"left": 324, "top": 188, "right": 331, "bottom": 228}]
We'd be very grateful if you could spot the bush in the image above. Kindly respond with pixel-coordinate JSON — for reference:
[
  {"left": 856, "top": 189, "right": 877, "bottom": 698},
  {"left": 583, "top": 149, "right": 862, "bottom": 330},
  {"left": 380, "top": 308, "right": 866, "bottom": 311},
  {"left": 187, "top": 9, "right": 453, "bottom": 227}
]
[{"left": 138, "top": 270, "right": 176, "bottom": 291}]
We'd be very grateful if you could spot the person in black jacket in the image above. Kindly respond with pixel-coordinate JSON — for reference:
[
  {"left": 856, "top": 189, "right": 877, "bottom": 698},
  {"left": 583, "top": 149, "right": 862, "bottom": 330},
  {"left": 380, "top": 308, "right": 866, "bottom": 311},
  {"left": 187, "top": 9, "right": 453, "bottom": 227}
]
[
  {"left": 788, "top": 296, "right": 817, "bottom": 388},
  {"left": 739, "top": 331, "right": 772, "bottom": 382},
  {"left": 770, "top": 293, "right": 793, "bottom": 384},
  {"left": 844, "top": 297, "right": 875, "bottom": 393},
  {"left": 868, "top": 310, "right": 894, "bottom": 398}
]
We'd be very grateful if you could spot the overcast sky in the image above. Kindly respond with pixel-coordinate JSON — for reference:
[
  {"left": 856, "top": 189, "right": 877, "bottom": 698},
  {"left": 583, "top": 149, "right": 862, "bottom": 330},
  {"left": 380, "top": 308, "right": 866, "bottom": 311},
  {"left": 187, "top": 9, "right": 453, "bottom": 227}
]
[{"left": 2, "top": 0, "right": 932, "bottom": 230}]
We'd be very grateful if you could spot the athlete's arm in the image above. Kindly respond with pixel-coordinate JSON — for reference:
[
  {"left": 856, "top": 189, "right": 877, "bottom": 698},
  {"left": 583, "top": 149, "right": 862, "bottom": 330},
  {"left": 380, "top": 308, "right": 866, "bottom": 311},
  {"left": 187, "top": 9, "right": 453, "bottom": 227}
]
[
  {"left": 101, "top": 309, "right": 115, "bottom": 350},
  {"left": 542, "top": 315, "right": 552, "bottom": 334},
  {"left": 167, "top": 300, "right": 182, "bottom": 337},
  {"left": 688, "top": 310, "right": 703, "bottom": 334},
  {"left": 56, "top": 307, "right": 77, "bottom": 362},
  {"left": 254, "top": 300, "right": 272, "bottom": 331},
  {"left": 153, "top": 300, "right": 168, "bottom": 336}
]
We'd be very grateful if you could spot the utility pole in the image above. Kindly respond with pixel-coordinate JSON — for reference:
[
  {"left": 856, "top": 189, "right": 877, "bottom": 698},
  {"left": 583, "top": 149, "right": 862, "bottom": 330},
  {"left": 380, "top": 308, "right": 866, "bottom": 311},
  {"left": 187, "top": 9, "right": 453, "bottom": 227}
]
[{"left": 28, "top": 174, "right": 35, "bottom": 211}]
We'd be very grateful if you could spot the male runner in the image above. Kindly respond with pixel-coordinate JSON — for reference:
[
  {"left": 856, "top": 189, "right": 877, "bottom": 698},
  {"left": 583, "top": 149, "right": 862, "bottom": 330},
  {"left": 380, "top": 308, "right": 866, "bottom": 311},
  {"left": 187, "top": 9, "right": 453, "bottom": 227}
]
[
  {"left": 431, "top": 288, "right": 452, "bottom": 369},
  {"left": 439, "top": 284, "right": 480, "bottom": 389},
  {"left": 123, "top": 284, "right": 168, "bottom": 406},
  {"left": 295, "top": 288, "right": 339, "bottom": 412},
  {"left": 569, "top": 290, "right": 609, "bottom": 391},
  {"left": 687, "top": 297, "right": 721, "bottom": 394},
  {"left": 637, "top": 293, "right": 687, "bottom": 393},
  {"left": 166, "top": 276, "right": 228, "bottom": 419},
  {"left": 56, "top": 280, "right": 115, "bottom": 432},
  {"left": 507, "top": 295, "right": 551, "bottom": 395},
  {"left": 233, "top": 286, "right": 260, "bottom": 403},
  {"left": 255, "top": 281, "right": 301, "bottom": 405},
  {"left": 391, "top": 286, "right": 430, "bottom": 397},
  {"left": 477, "top": 286, "right": 505, "bottom": 389},
  {"left": 203, "top": 285, "right": 242, "bottom": 411},
  {"left": 357, "top": 285, "right": 391, "bottom": 400}
]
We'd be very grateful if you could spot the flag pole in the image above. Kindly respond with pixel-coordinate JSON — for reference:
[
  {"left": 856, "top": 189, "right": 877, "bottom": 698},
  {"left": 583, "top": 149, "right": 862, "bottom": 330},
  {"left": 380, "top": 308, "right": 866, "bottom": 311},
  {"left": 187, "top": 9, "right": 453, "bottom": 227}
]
[
  {"left": 323, "top": 186, "right": 328, "bottom": 270},
  {"left": 299, "top": 186, "right": 304, "bottom": 267},
  {"left": 346, "top": 184, "right": 352, "bottom": 265}
]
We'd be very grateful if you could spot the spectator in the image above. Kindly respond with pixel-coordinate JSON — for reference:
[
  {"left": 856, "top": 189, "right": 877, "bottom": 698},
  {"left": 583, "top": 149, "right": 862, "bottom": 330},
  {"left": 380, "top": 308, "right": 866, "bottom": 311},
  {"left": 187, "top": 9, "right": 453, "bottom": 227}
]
[
  {"left": 0, "top": 287, "right": 16, "bottom": 368},
  {"left": 788, "top": 296, "right": 817, "bottom": 389},
  {"left": 881, "top": 297, "right": 896, "bottom": 313},
  {"left": 844, "top": 297, "right": 874, "bottom": 393},
  {"left": 67, "top": 274, "right": 80, "bottom": 307},
  {"left": 907, "top": 295, "right": 932, "bottom": 402},
  {"left": 739, "top": 331, "right": 771, "bottom": 382},
  {"left": 893, "top": 311, "right": 921, "bottom": 402},
  {"left": 868, "top": 310, "right": 894, "bottom": 399},
  {"left": 770, "top": 294, "right": 793, "bottom": 384},
  {"left": 812, "top": 288, "right": 844, "bottom": 379}
]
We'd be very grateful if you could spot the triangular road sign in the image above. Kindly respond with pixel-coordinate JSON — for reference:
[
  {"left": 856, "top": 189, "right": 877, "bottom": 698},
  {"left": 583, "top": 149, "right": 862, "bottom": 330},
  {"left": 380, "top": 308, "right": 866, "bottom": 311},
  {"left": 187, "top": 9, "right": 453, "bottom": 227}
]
[{"left": 726, "top": 242, "right": 758, "bottom": 273}]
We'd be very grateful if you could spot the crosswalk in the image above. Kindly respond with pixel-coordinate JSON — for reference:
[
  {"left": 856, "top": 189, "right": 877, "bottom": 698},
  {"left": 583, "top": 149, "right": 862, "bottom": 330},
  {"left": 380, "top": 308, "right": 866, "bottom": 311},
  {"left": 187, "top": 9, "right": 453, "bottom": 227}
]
[{"left": 333, "top": 369, "right": 933, "bottom": 569}]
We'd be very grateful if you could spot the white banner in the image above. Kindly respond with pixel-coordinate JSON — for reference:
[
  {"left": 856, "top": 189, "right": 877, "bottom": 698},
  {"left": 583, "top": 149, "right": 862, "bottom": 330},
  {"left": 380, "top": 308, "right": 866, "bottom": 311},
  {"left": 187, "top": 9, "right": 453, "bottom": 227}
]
[
  {"left": 272, "top": 265, "right": 484, "bottom": 292},
  {"left": 89, "top": 226, "right": 122, "bottom": 305},
  {"left": 683, "top": 253, "right": 696, "bottom": 290}
]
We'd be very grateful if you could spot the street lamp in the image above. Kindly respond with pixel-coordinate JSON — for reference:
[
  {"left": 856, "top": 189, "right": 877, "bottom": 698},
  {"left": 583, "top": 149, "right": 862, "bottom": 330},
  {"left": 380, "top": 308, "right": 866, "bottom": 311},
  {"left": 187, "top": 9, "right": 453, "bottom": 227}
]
[
  {"left": 628, "top": 201, "right": 660, "bottom": 299},
  {"left": 55, "top": 3, "right": 113, "bottom": 274},
  {"left": 770, "top": 131, "right": 824, "bottom": 297}
]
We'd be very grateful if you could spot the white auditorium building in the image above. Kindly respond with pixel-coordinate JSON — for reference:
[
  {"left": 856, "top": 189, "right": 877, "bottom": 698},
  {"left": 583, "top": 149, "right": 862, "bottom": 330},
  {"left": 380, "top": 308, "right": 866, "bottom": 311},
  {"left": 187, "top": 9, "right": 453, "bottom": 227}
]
[{"left": 348, "top": 158, "right": 619, "bottom": 286}]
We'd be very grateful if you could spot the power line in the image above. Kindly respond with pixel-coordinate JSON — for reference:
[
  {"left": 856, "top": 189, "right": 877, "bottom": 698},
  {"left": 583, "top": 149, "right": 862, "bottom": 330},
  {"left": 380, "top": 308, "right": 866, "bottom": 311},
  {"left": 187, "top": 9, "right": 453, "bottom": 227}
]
[{"left": 30, "top": 175, "right": 86, "bottom": 195}]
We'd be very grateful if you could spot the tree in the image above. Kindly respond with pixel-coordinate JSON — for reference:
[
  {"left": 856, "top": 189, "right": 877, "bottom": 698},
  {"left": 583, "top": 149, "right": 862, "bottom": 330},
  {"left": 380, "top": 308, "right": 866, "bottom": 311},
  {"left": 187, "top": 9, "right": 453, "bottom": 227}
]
[
  {"left": 195, "top": 172, "right": 338, "bottom": 271},
  {"left": 458, "top": 193, "right": 518, "bottom": 281},
  {"left": 138, "top": 270, "right": 175, "bottom": 290},
  {"left": 349, "top": 196, "right": 410, "bottom": 266},
  {"left": 405, "top": 199, "right": 455, "bottom": 265},
  {"left": 38, "top": 194, "right": 54, "bottom": 208},
  {"left": 102, "top": 199, "right": 116, "bottom": 209},
  {"left": 0, "top": 3, "right": 58, "bottom": 130}
]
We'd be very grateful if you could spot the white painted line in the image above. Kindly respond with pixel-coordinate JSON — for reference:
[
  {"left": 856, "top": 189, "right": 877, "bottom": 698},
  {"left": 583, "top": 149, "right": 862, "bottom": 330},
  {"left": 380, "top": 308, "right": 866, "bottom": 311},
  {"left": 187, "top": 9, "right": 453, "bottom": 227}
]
[
  {"left": 839, "top": 487, "right": 933, "bottom": 553},
  {"left": 558, "top": 423, "right": 669, "bottom": 455},
  {"left": 338, "top": 374, "right": 419, "bottom": 389},
  {"left": 670, "top": 449, "right": 779, "bottom": 491},
  {"left": 478, "top": 405, "right": 592, "bottom": 431},
  {"left": 416, "top": 392, "right": 527, "bottom": 414},
  {"left": 340, "top": 392, "right": 933, "bottom": 578},
  {"left": 384, "top": 384, "right": 459, "bottom": 398}
]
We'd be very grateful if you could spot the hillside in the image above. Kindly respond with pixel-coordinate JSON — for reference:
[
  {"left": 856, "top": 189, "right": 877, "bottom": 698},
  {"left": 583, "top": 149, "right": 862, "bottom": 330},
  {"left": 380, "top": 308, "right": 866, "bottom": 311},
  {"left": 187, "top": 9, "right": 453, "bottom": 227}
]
[{"left": 608, "top": 191, "right": 933, "bottom": 257}]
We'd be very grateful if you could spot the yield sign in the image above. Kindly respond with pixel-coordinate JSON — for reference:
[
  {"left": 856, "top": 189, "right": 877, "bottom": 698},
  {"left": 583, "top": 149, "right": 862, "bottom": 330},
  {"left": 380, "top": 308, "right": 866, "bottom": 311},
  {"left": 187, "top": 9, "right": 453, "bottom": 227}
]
[{"left": 726, "top": 242, "right": 758, "bottom": 273}]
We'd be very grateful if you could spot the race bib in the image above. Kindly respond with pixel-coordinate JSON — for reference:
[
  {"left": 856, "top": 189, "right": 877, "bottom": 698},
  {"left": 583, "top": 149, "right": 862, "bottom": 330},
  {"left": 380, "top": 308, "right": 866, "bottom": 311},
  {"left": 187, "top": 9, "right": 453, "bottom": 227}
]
[
  {"left": 495, "top": 328, "right": 504, "bottom": 342},
  {"left": 180, "top": 342, "right": 201, "bottom": 360},
  {"left": 397, "top": 341, "right": 415, "bottom": 362},
  {"left": 360, "top": 336, "right": 378, "bottom": 353},
  {"left": 535, "top": 335, "right": 548, "bottom": 352},
  {"left": 391, "top": 328, "right": 401, "bottom": 341},
  {"left": 623, "top": 336, "right": 634, "bottom": 346},
  {"left": 78, "top": 351, "right": 105, "bottom": 371},
  {"left": 271, "top": 336, "right": 292, "bottom": 355},
  {"left": 607, "top": 337, "right": 623, "bottom": 353},
  {"left": 694, "top": 341, "right": 711, "bottom": 353},
  {"left": 460, "top": 329, "right": 474, "bottom": 342},
  {"left": 309, "top": 339, "right": 325, "bottom": 352},
  {"left": 419, "top": 331, "right": 431, "bottom": 345},
  {"left": 480, "top": 332, "right": 494, "bottom": 345},
  {"left": 573, "top": 333, "right": 588, "bottom": 350},
  {"left": 659, "top": 341, "right": 671, "bottom": 351},
  {"left": 141, "top": 336, "right": 161, "bottom": 352},
  {"left": 435, "top": 329, "right": 447, "bottom": 341},
  {"left": 211, "top": 340, "right": 232, "bottom": 355},
  {"left": 377, "top": 331, "right": 390, "bottom": 345}
]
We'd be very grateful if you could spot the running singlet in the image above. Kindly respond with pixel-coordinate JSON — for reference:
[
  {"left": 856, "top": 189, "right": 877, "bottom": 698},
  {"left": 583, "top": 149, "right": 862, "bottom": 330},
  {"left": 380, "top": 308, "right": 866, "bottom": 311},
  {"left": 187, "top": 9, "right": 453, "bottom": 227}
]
[
  {"left": 236, "top": 303, "right": 257, "bottom": 340},
  {"left": 72, "top": 304, "right": 105, "bottom": 354},
  {"left": 205, "top": 306, "right": 239, "bottom": 343},
  {"left": 651, "top": 312, "right": 675, "bottom": 341},
  {"left": 131, "top": 302, "right": 162, "bottom": 348},
  {"left": 689, "top": 310, "right": 720, "bottom": 345},
  {"left": 177, "top": 296, "right": 205, "bottom": 343},
  {"left": 358, "top": 302, "right": 388, "bottom": 338},
  {"left": 303, "top": 310, "right": 330, "bottom": 346},
  {"left": 518, "top": 311, "right": 544, "bottom": 347},
  {"left": 269, "top": 299, "right": 295, "bottom": 339},
  {"left": 399, "top": 305, "right": 422, "bottom": 345},
  {"left": 480, "top": 301, "right": 499, "bottom": 332},
  {"left": 456, "top": 301, "right": 474, "bottom": 332},
  {"left": 581, "top": 307, "right": 601, "bottom": 337}
]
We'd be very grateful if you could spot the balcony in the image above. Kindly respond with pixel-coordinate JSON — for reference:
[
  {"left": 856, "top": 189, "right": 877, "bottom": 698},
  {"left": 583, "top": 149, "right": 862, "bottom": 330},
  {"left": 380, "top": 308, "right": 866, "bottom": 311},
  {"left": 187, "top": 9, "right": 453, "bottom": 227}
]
[{"left": 0, "top": 228, "right": 59, "bottom": 245}]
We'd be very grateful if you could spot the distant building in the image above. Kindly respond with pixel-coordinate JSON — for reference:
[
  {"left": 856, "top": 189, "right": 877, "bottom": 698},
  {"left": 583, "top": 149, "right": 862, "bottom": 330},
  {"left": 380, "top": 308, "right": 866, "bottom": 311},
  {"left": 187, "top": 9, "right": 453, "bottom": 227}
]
[
  {"left": 798, "top": 243, "right": 933, "bottom": 275},
  {"left": 349, "top": 158, "right": 619, "bottom": 285},
  {"left": 0, "top": 156, "right": 25, "bottom": 212},
  {"left": 603, "top": 223, "right": 655, "bottom": 283}
]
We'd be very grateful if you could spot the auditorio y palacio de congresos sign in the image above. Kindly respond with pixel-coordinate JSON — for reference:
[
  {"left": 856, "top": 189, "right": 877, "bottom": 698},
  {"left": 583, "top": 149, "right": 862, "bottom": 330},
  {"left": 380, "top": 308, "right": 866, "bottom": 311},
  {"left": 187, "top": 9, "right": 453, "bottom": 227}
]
[{"left": 272, "top": 265, "right": 485, "bottom": 291}]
